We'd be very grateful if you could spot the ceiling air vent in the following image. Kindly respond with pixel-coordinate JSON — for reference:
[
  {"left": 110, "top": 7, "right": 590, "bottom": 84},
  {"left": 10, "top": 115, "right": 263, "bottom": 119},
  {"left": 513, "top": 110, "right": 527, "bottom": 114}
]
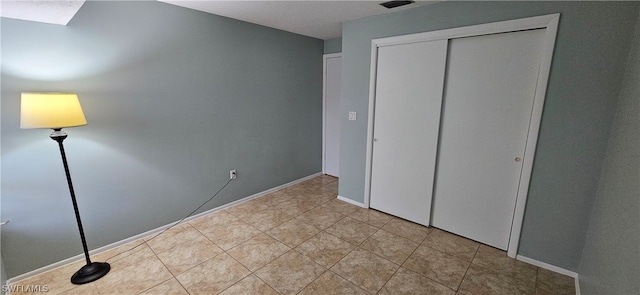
[{"left": 380, "top": 0, "right": 415, "bottom": 9}]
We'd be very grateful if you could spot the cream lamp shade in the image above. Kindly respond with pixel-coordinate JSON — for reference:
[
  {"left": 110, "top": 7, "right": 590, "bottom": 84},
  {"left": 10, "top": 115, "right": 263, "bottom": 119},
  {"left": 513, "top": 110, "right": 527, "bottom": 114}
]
[{"left": 21, "top": 93, "right": 87, "bottom": 129}]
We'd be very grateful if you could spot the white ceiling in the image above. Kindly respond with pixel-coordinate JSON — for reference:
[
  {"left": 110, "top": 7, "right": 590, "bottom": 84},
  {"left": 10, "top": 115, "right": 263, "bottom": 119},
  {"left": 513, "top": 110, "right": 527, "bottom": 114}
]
[
  {"left": 159, "top": 1, "right": 435, "bottom": 40},
  {"left": 0, "top": 0, "right": 435, "bottom": 40},
  {"left": 0, "top": 0, "right": 85, "bottom": 25}
]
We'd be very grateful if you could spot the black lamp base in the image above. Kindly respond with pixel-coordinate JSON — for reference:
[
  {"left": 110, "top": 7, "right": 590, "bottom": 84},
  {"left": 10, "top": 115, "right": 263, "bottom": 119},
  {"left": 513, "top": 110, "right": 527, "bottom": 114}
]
[{"left": 71, "top": 262, "right": 110, "bottom": 285}]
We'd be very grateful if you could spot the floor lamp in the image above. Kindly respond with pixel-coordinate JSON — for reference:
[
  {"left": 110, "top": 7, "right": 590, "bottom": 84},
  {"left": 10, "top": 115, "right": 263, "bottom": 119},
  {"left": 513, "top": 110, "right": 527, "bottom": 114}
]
[{"left": 20, "top": 93, "right": 110, "bottom": 285}]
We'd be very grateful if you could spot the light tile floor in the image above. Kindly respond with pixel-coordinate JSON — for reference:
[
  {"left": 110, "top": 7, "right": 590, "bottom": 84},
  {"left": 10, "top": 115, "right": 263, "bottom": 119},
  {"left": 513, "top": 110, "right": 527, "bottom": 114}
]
[{"left": 10, "top": 175, "right": 576, "bottom": 295}]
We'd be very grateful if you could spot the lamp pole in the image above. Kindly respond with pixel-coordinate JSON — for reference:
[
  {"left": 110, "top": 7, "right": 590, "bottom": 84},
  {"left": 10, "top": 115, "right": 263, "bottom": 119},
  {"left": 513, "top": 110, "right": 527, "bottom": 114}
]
[{"left": 50, "top": 129, "right": 110, "bottom": 285}]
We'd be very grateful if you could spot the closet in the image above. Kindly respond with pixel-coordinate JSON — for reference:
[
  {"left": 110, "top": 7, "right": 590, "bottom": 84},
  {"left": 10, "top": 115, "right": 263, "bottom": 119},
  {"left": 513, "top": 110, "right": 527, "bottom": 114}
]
[{"left": 364, "top": 14, "right": 559, "bottom": 255}]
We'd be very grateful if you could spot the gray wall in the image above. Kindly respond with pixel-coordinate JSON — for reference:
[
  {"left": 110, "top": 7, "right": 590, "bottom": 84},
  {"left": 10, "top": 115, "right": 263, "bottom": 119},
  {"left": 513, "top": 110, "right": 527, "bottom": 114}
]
[
  {"left": 323, "top": 37, "right": 342, "bottom": 54},
  {"left": 1, "top": 255, "right": 6, "bottom": 288},
  {"left": 339, "top": 1, "right": 639, "bottom": 271},
  {"left": 578, "top": 11, "right": 640, "bottom": 294},
  {"left": 1, "top": 1, "right": 323, "bottom": 278}
]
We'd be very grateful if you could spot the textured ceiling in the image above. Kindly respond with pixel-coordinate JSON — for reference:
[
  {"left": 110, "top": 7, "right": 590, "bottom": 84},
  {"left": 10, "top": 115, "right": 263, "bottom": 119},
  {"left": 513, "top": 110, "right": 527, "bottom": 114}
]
[
  {"left": 159, "top": 1, "right": 434, "bottom": 40},
  {"left": 0, "top": 0, "right": 85, "bottom": 25},
  {"left": 0, "top": 0, "right": 435, "bottom": 40}
]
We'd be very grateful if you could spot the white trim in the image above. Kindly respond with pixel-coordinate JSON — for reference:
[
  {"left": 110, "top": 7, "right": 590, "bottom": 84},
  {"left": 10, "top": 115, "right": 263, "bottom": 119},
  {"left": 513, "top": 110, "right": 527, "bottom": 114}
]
[
  {"left": 576, "top": 278, "right": 581, "bottom": 295},
  {"left": 517, "top": 255, "right": 578, "bottom": 278},
  {"left": 337, "top": 195, "right": 367, "bottom": 208},
  {"left": 364, "top": 14, "right": 560, "bottom": 258},
  {"left": 7, "top": 172, "right": 322, "bottom": 284},
  {"left": 374, "top": 14, "right": 559, "bottom": 48},
  {"left": 322, "top": 53, "right": 342, "bottom": 176},
  {"left": 517, "top": 255, "right": 580, "bottom": 295},
  {"left": 363, "top": 40, "right": 379, "bottom": 209},
  {"left": 507, "top": 14, "right": 560, "bottom": 258}
]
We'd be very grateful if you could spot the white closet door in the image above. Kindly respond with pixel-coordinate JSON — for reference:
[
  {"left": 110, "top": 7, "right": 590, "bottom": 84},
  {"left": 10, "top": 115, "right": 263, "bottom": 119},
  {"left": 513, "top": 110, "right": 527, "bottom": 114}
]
[
  {"left": 324, "top": 55, "right": 341, "bottom": 177},
  {"left": 431, "top": 29, "right": 546, "bottom": 250},
  {"left": 369, "top": 40, "right": 447, "bottom": 226}
]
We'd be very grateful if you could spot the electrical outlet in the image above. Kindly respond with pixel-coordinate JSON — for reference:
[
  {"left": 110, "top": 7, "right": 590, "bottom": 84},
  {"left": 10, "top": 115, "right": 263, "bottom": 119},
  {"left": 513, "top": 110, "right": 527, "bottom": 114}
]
[{"left": 230, "top": 170, "right": 237, "bottom": 180}]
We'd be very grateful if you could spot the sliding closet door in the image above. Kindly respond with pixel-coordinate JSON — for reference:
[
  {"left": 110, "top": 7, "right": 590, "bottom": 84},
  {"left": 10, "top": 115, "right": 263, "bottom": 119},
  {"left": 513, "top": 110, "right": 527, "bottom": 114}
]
[
  {"left": 369, "top": 40, "right": 447, "bottom": 226},
  {"left": 431, "top": 29, "right": 546, "bottom": 250}
]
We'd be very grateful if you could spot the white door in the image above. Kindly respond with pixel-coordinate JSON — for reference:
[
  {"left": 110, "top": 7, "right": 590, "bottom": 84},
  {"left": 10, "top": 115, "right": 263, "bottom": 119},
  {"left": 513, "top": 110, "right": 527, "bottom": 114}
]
[
  {"left": 369, "top": 40, "right": 448, "bottom": 226},
  {"left": 324, "top": 54, "right": 341, "bottom": 177},
  {"left": 431, "top": 29, "right": 546, "bottom": 250}
]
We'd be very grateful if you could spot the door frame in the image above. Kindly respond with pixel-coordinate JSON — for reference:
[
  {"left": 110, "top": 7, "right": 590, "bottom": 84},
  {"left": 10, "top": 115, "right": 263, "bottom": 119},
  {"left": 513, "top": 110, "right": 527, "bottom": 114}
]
[
  {"left": 363, "top": 14, "right": 559, "bottom": 257},
  {"left": 323, "top": 53, "right": 342, "bottom": 176}
]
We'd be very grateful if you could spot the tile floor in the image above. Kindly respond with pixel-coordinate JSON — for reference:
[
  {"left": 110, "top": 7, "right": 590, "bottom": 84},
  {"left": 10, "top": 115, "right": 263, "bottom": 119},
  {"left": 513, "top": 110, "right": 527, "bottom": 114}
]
[{"left": 9, "top": 175, "right": 576, "bottom": 295}]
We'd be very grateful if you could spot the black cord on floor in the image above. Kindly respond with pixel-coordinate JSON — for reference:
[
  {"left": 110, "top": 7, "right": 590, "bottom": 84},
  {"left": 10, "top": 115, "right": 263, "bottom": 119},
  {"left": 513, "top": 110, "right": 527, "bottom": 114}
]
[{"left": 104, "top": 178, "right": 233, "bottom": 262}]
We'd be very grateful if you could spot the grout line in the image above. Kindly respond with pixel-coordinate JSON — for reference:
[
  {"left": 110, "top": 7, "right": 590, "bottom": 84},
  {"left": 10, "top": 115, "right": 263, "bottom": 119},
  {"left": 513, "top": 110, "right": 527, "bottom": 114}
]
[
  {"left": 297, "top": 269, "right": 330, "bottom": 293},
  {"left": 173, "top": 276, "right": 190, "bottom": 295},
  {"left": 535, "top": 267, "right": 541, "bottom": 293},
  {"left": 139, "top": 247, "right": 175, "bottom": 294},
  {"left": 213, "top": 247, "right": 253, "bottom": 295},
  {"left": 390, "top": 232, "right": 458, "bottom": 293},
  {"left": 252, "top": 271, "right": 277, "bottom": 294},
  {"left": 456, "top": 243, "right": 481, "bottom": 292},
  {"left": 376, "top": 264, "right": 400, "bottom": 294}
]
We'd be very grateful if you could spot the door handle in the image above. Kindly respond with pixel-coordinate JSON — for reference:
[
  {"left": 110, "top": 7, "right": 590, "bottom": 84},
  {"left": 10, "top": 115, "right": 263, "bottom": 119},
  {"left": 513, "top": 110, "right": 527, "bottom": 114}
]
[{"left": 515, "top": 157, "right": 522, "bottom": 162}]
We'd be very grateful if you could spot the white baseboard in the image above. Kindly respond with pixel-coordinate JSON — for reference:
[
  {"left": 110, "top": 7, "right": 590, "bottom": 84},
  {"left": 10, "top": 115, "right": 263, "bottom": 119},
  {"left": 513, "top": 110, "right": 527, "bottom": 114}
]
[
  {"left": 516, "top": 255, "right": 580, "bottom": 295},
  {"left": 7, "top": 172, "right": 323, "bottom": 285},
  {"left": 337, "top": 195, "right": 367, "bottom": 208}
]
